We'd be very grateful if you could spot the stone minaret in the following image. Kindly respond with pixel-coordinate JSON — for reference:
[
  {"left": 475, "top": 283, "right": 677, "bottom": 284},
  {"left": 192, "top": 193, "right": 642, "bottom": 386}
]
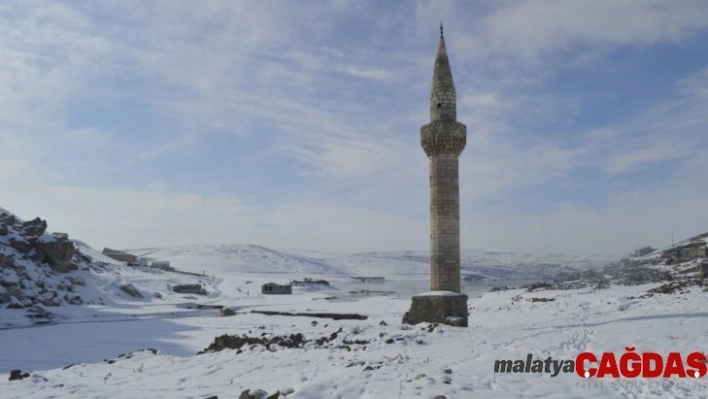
[
  {"left": 421, "top": 25, "right": 466, "bottom": 293},
  {"left": 403, "top": 25, "right": 468, "bottom": 327}
]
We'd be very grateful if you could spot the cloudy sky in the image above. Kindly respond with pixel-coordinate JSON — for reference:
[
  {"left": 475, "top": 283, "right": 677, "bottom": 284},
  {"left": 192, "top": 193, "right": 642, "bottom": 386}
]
[{"left": 2, "top": 0, "right": 708, "bottom": 255}]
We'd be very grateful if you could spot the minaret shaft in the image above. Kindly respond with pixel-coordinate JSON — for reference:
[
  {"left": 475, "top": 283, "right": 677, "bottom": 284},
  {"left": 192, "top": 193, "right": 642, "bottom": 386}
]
[{"left": 429, "top": 154, "right": 461, "bottom": 292}]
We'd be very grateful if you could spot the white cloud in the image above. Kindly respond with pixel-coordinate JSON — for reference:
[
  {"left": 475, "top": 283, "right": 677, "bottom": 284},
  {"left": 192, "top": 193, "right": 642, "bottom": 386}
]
[{"left": 480, "top": 0, "right": 708, "bottom": 61}]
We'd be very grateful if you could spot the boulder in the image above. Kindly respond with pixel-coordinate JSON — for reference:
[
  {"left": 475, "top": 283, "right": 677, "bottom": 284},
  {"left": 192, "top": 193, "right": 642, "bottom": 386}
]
[
  {"left": 36, "top": 239, "right": 76, "bottom": 273},
  {"left": 9, "top": 369, "right": 30, "bottom": 381},
  {"left": 119, "top": 284, "right": 143, "bottom": 298},
  {"left": 0, "top": 224, "right": 8, "bottom": 236},
  {"left": 21, "top": 217, "right": 47, "bottom": 238},
  {"left": 9, "top": 239, "right": 31, "bottom": 254},
  {"left": 220, "top": 308, "right": 236, "bottom": 316},
  {"left": 0, "top": 255, "right": 14, "bottom": 268}
]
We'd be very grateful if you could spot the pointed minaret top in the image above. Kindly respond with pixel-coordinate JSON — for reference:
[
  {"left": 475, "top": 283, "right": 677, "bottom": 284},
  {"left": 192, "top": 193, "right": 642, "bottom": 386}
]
[{"left": 429, "top": 26, "right": 456, "bottom": 122}]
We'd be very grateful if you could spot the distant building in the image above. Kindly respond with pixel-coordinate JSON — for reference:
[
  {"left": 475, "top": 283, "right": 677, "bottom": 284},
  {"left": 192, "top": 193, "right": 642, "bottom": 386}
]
[
  {"left": 261, "top": 282, "right": 292, "bottom": 295},
  {"left": 151, "top": 260, "right": 172, "bottom": 271},
  {"left": 102, "top": 248, "right": 137, "bottom": 263},
  {"left": 634, "top": 246, "right": 655, "bottom": 257},
  {"left": 662, "top": 242, "right": 707, "bottom": 263}
]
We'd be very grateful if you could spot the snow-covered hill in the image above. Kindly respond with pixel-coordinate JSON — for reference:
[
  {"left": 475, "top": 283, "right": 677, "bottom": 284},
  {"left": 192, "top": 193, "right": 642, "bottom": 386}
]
[{"left": 129, "top": 244, "right": 618, "bottom": 281}]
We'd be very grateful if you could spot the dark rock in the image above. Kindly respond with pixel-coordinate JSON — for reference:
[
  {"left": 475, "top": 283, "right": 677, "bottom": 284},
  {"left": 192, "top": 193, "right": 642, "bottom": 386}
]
[
  {"left": 30, "top": 249, "right": 46, "bottom": 263},
  {"left": 239, "top": 389, "right": 268, "bottom": 399},
  {"left": 9, "top": 369, "right": 30, "bottom": 381},
  {"left": 9, "top": 239, "right": 31, "bottom": 253},
  {"left": 36, "top": 239, "right": 76, "bottom": 273},
  {"left": 198, "top": 332, "right": 306, "bottom": 354},
  {"left": 119, "top": 284, "right": 143, "bottom": 298},
  {"left": 0, "top": 255, "right": 13, "bottom": 268},
  {"left": 0, "top": 224, "right": 8, "bottom": 236},
  {"left": 220, "top": 308, "right": 236, "bottom": 316},
  {"left": 22, "top": 218, "right": 47, "bottom": 238},
  {"left": 434, "top": 396, "right": 447, "bottom": 399},
  {"left": 204, "top": 396, "right": 219, "bottom": 399},
  {"left": 1, "top": 213, "right": 17, "bottom": 224},
  {"left": 266, "top": 392, "right": 281, "bottom": 399},
  {"left": 379, "top": 320, "right": 387, "bottom": 326}
]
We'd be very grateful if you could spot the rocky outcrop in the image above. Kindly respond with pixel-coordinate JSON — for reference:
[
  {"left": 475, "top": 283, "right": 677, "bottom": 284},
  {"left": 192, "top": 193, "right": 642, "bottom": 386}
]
[{"left": 0, "top": 210, "right": 85, "bottom": 308}]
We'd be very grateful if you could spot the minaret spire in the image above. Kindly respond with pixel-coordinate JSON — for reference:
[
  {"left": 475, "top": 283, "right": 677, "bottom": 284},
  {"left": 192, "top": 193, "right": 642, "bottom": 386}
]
[{"left": 430, "top": 25, "right": 457, "bottom": 122}]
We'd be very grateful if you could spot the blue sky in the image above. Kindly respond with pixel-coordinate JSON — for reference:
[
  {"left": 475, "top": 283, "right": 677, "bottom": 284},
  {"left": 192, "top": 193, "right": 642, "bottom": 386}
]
[{"left": 2, "top": 0, "right": 708, "bottom": 255}]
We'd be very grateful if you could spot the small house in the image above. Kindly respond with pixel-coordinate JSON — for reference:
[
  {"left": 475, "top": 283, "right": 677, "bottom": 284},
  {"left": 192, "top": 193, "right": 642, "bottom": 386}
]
[
  {"left": 261, "top": 282, "right": 292, "bottom": 295},
  {"left": 151, "top": 260, "right": 173, "bottom": 271},
  {"left": 102, "top": 248, "right": 138, "bottom": 263}
]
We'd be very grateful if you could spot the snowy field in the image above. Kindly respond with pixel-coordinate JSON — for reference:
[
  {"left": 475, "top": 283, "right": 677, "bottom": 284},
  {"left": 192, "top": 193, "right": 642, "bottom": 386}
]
[{"left": 1, "top": 245, "right": 707, "bottom": 398}]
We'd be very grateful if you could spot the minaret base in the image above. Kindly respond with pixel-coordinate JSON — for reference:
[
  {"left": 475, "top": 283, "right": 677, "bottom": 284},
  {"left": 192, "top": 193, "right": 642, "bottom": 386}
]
[{"left": 402, "top": 292, "right": 468, "bottom": 327}]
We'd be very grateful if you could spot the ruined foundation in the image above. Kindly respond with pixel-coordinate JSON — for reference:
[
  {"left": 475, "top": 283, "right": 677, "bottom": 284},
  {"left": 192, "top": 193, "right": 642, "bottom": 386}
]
[{"left": 402, "top": 292, "right": 468, "bottom": 327}]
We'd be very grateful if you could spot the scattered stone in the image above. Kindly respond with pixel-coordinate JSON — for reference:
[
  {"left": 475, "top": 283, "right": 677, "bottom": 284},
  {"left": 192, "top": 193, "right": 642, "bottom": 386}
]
[
  {"left": 311, "top": 320, "right": 318, "bottom": 326},
  {"left": 434, "top": 396, "right": 447, "bottom": 399},
  {"left": 153, "top": 292, "right": 162, "bottom": 299},
  {"left": 442, "top": 367, "right": 453, "bottom": 374},
  {"left": 239, "top": 389, "right": 268, "bottom": 399},
  {"left": 527, "top": 297, "right": 555, "bottom": 303},
  {"left": 385, "top": 338, "right": 395, "bottom": 344},
  {"left": 266, "top": 391, "right": 281, "bottom": 399},
  {"left": 204, "top": 396, "right": 219, "bottom": 399},
  {"left": 9, "top": 369, "right": 30, "bottom": 381},
  {"left": 220, "top": 308, "right": 236, "bottom": 317},
  {"left": 251, "top": 310, "right": 367, "bottom": 320},
  {"left": 379, "top": 320, "right": 387, "bottom": 326},
  {"left": 198, "top": 333, "right": 306, "bottom": 354}
]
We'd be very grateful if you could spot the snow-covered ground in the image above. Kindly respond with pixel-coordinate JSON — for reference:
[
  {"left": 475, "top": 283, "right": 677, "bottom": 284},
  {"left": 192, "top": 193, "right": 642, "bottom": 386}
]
[
  {"left": 2, "top": 274, "right": 707, "bottom": 398},
  {"left": 1, "top": 239, "right": 707, "bottom": 398}
]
